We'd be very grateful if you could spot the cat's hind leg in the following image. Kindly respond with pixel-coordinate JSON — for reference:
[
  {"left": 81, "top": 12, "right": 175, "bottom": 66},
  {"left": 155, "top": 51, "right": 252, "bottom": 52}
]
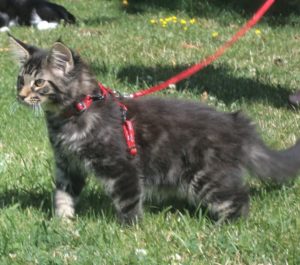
[{"left": 188, "top": 168, "right": 249, "bottom": 221}]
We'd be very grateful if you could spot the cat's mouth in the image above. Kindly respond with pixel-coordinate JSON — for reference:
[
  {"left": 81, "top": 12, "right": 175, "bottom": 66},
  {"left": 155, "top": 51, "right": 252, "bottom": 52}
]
[
  {"left": 15, "top": 96, "right": 43, "bottom": 116},
  {"left": 18, "top": 94, "right": 61, "bottom": 115},
  {"left": 28, "top": 96, "right": 41, "bottom": 105},
  {"left": 18, "top": 95, "right": 41, "bottom": 105}
]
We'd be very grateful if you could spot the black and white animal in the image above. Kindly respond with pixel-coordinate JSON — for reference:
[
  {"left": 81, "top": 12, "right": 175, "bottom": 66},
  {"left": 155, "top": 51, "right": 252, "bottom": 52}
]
[
  {"left": 0, "top": 0, "right": 75, "bottom": 32},
  {"left": 9, "top": 35, "right": 300, "bottom": 224}
]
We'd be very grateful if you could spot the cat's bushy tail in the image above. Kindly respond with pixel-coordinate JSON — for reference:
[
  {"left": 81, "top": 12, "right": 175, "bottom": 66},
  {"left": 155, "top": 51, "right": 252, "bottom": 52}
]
[{"left": 247, "top": 140, "right": 300, "bottom": 184}]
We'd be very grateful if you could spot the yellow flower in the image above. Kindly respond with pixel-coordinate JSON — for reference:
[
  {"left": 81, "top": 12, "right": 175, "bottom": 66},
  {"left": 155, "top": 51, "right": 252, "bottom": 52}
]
[
  {"left": 212, "top": 31, "right": 219, "bottom": 38},
  {"left": 150, "top": 19, "right": 157, "bottom": 24},
  {"left": 183, "top": 26, "right": 188, "bottom": 31},
  {"left": 180, "top": 19, "right": 187, "bottom": 25},
  {"left": 122, "top": 0, "right": 128, "bottom": 6},
  {"left": 190, "top": 18, "right": 196, "bottom": 25},
  {"left": 255, "top": 29, "right": 262, "bottom": 36},
  {"left": 161, "top": 21, "right": 168, "bottom": 28}
]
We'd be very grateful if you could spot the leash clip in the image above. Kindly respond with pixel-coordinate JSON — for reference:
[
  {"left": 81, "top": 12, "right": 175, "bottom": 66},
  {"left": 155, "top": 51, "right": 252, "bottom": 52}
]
[
  {"left": 75, "top": 101, "right": 87, "bottom": 112},
  {"left": 90, "top": 94, "right": 105, "bottom": 101}
]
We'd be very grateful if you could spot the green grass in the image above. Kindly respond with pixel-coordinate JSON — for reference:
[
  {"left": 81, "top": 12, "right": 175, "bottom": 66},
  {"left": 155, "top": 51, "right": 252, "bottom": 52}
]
[{"left": 0, "top": 0, "right": 300, "bottom": 264}]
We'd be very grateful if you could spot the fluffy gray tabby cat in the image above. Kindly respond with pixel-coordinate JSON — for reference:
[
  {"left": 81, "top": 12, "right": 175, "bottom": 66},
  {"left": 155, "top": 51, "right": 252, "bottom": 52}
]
[{"left": 9, "top": 35, "right": 300, "bottom": 224}]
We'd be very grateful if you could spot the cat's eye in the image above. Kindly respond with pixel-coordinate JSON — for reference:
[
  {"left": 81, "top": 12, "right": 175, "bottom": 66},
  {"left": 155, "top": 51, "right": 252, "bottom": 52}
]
[
  {"left": 38, "top": 87, "right": 50, "bottom": 95},
  {"left": 34, "top": 79, "right": 45, "bottom": 87}
]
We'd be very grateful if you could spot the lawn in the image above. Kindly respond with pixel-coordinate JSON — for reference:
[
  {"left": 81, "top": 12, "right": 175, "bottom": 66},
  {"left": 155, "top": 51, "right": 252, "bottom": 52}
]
[{"left": 0, "top": 0, "right": 299, "bottom": 264}]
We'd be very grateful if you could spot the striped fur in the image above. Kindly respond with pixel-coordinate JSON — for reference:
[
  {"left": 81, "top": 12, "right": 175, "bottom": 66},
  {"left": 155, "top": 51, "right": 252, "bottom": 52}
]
[{"left": 10, "top": 37, "right": 300, "bottom": 224}]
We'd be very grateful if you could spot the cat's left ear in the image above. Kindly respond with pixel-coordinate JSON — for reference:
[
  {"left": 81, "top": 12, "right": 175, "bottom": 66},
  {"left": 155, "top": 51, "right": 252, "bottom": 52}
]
[
  {"left": 9, "top": 34, "right": 35, "bottom": 65},
  {"left": 48, "top": 42, "right": 74, "bottom": 75}
]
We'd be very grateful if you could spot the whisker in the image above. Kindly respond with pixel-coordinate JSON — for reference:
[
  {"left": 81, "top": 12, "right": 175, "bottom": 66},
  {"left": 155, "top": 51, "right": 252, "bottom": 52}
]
[
  {"left": 9, "top": 101, "right": 20, "bottom": 114},
  {"left": 38, "top": 104, "right": 44, "bottom": 117},
  {"left": 32, "top": 104, "right": 38, "bottom": 117},
  {"left": 32, "top": 103, "right": 44, "bottom": 118},
  {"left": 32, "top": 104, "right": 36, "bottom": 116}
]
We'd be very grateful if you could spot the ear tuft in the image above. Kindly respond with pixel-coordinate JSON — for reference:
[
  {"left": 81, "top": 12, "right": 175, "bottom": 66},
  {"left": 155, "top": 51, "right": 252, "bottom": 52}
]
[
  {"left": 9, "top": 34, "right": 31, "bottom": 64},
  {"left": 48, "top": 42, "right": 74, "bottom": 74}
]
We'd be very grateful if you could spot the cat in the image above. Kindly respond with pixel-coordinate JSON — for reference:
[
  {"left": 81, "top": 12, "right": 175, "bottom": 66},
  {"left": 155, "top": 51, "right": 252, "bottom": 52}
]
[
  {"left": 9, "top": 35, "right": 300, "bottom": 224},
  {"left": 0, "top": 0, "right": 75, "bottom": 32}
]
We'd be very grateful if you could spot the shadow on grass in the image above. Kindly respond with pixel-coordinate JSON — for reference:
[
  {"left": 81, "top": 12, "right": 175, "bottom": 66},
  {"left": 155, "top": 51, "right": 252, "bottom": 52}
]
[
  {"left": 77, "top": 184, "right": 290, "bottom": 223},
  {"left": 0, "top": 181, "right": 292, "bottom": 223},
  {"left": 122, "top": 0, "right": 300, "bottom": 25},
  {"left": 0, "top": 186, "right": 115, "bottom": 219},
  {"left": 78, "top": 188, "right": 211, "bottom": 221},
  {"left": 116, "top": 63, "right": 291, "bottom": 109},
  {"left": 0, "top": 188, "right": 52, "bottom": 216},
  {"left": 81, "top": 16, "right": 119, "bottom": 26}
]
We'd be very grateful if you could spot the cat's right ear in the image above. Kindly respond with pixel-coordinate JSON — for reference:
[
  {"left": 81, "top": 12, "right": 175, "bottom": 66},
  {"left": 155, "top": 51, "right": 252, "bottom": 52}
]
[
  {"left": 48, "top": 42, "right": 74, "bottom": 75},
  {"left": 8, "top": 34, "right": 31, "bottom": 65}
]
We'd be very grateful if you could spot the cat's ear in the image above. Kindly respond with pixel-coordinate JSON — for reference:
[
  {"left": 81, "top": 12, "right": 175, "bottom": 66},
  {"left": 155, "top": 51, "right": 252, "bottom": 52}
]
[
  {"left": 48, "top": 42, "right": 74, "bottom": 75},
  {"left": 9, "top": 34, "right": 32, "bottom": 65}
]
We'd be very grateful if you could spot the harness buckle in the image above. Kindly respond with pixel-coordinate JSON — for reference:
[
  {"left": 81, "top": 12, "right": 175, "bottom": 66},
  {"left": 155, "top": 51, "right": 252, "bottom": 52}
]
[
  {"left": 75, "top": 101, "right": 87, "bottom": 112},
  {"left": 121, "top": 107, "right": 127, "bottom": 123},
  {"left": 90, "top": 94, "right": 105, "bottom": 101}
]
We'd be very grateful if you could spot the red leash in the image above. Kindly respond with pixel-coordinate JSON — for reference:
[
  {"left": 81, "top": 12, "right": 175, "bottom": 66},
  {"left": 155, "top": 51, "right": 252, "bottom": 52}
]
[{"left": 131, "top": 0, "right": 275, "bottom": 98}]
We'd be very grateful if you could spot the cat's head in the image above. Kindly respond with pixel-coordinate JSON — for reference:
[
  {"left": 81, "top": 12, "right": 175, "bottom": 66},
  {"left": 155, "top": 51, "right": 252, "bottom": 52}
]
[{"left": 9, "top": 35, "right": 97, "bottom": 114}]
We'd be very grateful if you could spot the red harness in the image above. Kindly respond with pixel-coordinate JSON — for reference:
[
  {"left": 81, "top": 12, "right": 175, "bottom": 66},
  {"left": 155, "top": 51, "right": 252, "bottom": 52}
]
[{"left": 73, "top": 83, "right": 137, "bottom": 156}]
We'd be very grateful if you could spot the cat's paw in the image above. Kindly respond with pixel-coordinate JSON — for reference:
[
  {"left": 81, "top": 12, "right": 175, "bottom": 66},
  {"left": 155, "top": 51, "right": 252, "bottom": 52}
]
[
  {"left": 54, "top": 190, "right": 75, "bottom": 219},
  {"left": 117, "top": 211, "right": 142, "bottom": 226},
  {"left": 37, "top": 21, "right": 58, "bottom": 31},
  {"left": 55, "top": 206, "right": 75, "bottom": 219}
]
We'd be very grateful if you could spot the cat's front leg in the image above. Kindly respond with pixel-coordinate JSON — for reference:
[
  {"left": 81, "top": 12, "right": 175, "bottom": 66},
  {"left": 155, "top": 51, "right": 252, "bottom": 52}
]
[
  {"left": 54, "top": 157, "right": 86, "bottom": 219},
  {"left": 101, "top": 161, "right": 143, "bottom": 224}
]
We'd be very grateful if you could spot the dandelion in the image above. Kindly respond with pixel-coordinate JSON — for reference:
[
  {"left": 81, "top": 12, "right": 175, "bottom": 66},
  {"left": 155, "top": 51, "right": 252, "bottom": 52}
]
[
  {"left": 255, "top": 29, "right": 261, "bottom": 36},
  {"left": 190, "top": 18, "right": 196, "bottom": 24},
  {"left": 180, "top": 19, "right": 187, "bottom": 25},
  {"left": 149, "top": 15, "right": 197, "bottom": 30},
  {"left": 161, "top": 20, "right": 168, "bottom": 27},
  {"left": 212, "top": 31, "right": 219, "bottom": 38}
]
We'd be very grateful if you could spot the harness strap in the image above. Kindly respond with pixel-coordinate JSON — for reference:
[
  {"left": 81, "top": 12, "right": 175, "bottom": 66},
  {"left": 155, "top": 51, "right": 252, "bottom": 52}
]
[{"left": 71, "top": 82, "right": 137, "bottom": 156}]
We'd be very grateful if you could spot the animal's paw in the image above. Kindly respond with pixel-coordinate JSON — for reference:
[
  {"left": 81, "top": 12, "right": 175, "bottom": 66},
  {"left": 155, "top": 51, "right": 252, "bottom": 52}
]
[{"left": 54, "top": 190, "right": 75, "bottom": 220}]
